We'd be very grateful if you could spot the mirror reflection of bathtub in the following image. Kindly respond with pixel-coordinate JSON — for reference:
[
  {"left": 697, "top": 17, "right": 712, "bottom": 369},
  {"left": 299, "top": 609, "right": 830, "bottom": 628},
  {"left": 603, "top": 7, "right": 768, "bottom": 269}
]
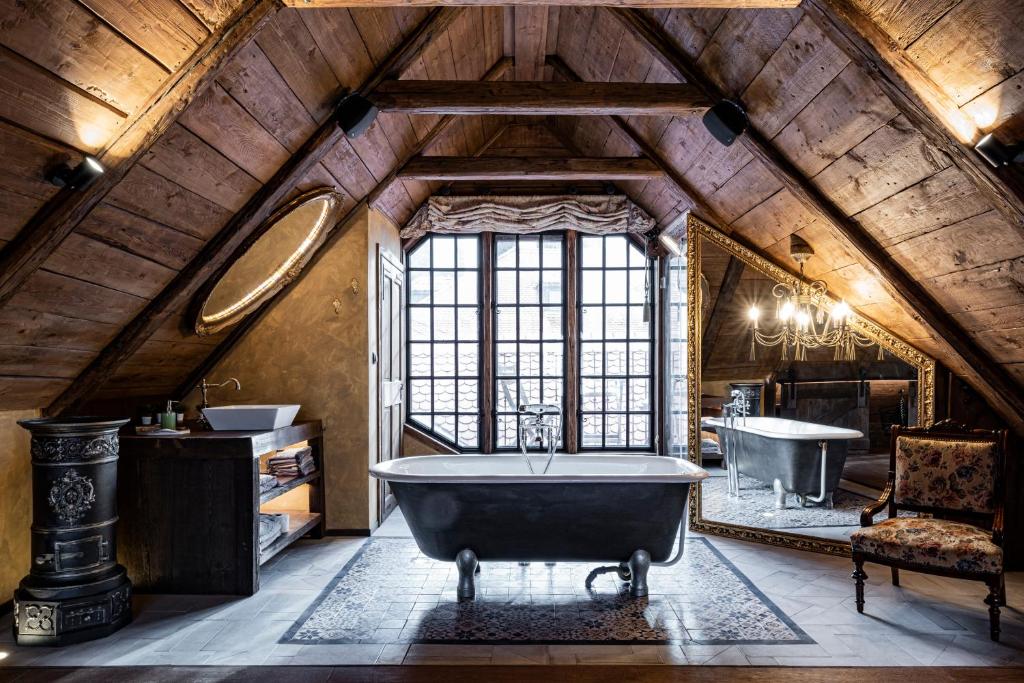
[{"left": 702, "top": 417, "right": 863, "bottom": 509}]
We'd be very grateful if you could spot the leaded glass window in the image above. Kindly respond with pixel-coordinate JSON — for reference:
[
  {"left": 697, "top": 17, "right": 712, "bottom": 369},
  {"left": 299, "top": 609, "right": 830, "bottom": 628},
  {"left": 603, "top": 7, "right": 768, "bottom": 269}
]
[
  {"left": 578, "top": 235, "right": 654, "bottom": 449},
  {"left": 406, "top": 235, "right": 481, "bottom": 449}
]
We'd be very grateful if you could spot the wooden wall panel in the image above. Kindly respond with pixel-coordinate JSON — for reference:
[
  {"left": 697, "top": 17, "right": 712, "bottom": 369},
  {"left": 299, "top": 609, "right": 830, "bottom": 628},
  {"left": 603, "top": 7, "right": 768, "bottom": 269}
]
[{"left": 79, "top": 0, "right": 210, "bottom": 71}]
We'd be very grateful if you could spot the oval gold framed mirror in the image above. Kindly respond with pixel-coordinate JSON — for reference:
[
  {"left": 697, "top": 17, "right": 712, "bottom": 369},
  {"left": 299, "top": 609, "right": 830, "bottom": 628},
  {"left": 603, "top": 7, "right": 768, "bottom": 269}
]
[
  {"left": 195, "top": 188, "right": 346, "bottom": 336},
  {"left": 674, "top": 214, "right": 936, "bottom": 556}
]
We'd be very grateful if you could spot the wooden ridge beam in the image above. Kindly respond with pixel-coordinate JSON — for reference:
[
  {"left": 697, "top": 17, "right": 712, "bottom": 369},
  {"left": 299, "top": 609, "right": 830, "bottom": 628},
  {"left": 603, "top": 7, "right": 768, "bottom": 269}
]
[
  {"left": 370, "top": 80, "right": 711, "bottom": 115},
  {"left": 801, "top": 0, "right": 1024, "bottom": 232},
  {"left": 0, "top": 0, "right": 280, "bottom": 310},
  {"left": 285, "top": 1, "right": 801, "bottom": 7},
  {"left": 398, "top": 156, "right": 665, "bottom": 181},
  {"left": 608, "top": 7, "right": 1024, "bottom": 431},
  {"left": 545, "top": 55, "right": 729, "bottom": 230},
  {"left": 49, "top": 7, "right": 467, "bottom": 416}
]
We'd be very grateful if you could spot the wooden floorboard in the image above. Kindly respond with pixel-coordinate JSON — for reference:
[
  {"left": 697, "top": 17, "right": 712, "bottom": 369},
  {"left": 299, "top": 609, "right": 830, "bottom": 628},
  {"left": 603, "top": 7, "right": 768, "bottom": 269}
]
[{"left": 0, "top": 667, "right": 1022, "bottom": 682}]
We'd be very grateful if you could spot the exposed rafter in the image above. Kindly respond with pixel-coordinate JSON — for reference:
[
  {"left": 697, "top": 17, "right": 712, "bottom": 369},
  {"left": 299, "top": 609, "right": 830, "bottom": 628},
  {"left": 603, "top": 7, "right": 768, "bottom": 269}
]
[
  {"left": 398, "top": 156, "right": 665, "bottom": 181},
  {"left": 371, "top": 80, "right": 711, "bottom": 115},
  {"left": 702, "top": 256, "right": 746, "bottom": 372},
  {"left": 607, "top": 7, "right": 1024, "bottom": 431},
  {"left": 49, "top": 7, "right": 468, "bottom": 416},
  {"left": 0, "top": 0, "right": 280, "bottom": 310},
  {"left": 802, "top": 0, "right": 1024, "bottom": 231}
]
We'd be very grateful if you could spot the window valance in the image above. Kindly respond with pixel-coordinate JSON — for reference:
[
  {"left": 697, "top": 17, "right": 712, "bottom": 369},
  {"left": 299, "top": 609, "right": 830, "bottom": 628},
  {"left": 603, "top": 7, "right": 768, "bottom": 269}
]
[{"left": 401, "top": 195, "right": 656, "bottom": 240}]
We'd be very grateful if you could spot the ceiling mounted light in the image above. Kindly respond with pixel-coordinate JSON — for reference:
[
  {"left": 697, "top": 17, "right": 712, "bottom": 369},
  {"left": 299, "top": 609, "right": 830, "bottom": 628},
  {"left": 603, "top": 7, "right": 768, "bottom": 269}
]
[
  {"left": 975, "top": 133, "right": 1024, "bottom": 168},
  {"left": 336, "top": 93, "right": 378, "bottom": 139},
  {"left": 702, "top": 100, "right": 748, "bottom": 147},
  {"left": 46, "top": 156, "right": 104, "bottom": 190}
]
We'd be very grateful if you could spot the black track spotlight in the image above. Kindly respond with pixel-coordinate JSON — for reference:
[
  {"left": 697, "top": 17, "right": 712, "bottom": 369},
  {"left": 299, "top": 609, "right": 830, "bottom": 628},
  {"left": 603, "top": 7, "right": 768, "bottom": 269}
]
[
  {"left": 702, "top": 100, "right": 748, "bottom": 147},
  {"left": 975, "top": 133, "right": 1024, "bottom": 168},
  {"left": 336, "top": 93, "right": 378, "bottom": 139},
  {"left": 46, "top": 156, "right": 104, "bottom": 190}
]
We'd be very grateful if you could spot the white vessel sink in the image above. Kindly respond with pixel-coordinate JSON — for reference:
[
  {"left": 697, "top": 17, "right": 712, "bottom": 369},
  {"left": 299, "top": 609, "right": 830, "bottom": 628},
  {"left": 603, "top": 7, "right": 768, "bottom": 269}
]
[{"left": 203, "top": 404, "right": 300, "bottom": 431}]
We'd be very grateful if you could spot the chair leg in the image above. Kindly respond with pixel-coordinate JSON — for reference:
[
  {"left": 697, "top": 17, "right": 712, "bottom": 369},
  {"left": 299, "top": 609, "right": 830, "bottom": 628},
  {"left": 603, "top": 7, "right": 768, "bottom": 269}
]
[
  {"left": 852, "top": 559, "right": 867, "bottom": 613},
  {"left": 891, "top": 567, "right": 900, "bottom": 587},
  {"left": 985, "top": 578, "right": 1001, "bottom": 642}
]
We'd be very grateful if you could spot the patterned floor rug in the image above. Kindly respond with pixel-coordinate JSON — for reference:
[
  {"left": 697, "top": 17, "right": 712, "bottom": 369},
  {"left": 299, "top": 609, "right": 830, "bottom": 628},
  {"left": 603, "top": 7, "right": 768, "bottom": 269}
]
[
  {"left": 701, "top": 473, "right": 879, "bottom": 529},
  {"left": 282, "top": 537, "right": 812, "bottom": 646}
]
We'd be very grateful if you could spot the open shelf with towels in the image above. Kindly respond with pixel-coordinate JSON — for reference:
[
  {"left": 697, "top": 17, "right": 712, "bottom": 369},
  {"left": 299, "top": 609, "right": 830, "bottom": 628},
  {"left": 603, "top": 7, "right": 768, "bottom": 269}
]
[{"left": 119, "top": 420, "right": 325, "bottom": 596}]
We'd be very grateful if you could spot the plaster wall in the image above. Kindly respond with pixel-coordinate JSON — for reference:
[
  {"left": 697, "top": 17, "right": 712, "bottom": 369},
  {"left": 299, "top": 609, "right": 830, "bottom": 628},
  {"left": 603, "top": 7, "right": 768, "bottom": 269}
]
[{"left": 0, "top": 409, "right": 38, "bottom": 603}]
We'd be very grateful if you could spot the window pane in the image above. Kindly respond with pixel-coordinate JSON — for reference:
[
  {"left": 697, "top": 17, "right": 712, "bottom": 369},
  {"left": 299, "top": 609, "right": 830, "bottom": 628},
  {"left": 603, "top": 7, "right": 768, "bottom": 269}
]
[
  {"left": 519, "top": 378, "right": 540, "bottom": 405},
  {"left": 605, "top": 378, "right": 626, "bottom": 411},
  {"left": 582, "top": 378, "right": 602, "bottom": 412},
  {"left": 409, "top": 243, "right": 430, "bottom": 269},
  {"left": 410, "top": 414, "right": 431, "bottom": 430},
  {"left": 519, "top": 343, "right": 540, "bottom": 377},
  {"left": 496, "top": 271, "right": 517, "bottom": 304},
  {"left": 410, "top": 380, "right": 432, "bottom": 412},
  {"left": 582, "top": 415, "right": 603, "bottom": 447},
  {"left": 581, "top": 270, "right": 602, "bottom": 304},
  {"left": 629, "top": 415, "right": 650, "bottom": 447},
  {"left": 433, "top": 271, "right": 454, "bottom": 305},
  {"left": 605, "top": 270, "right": 627, "bottom": 304},
  {"left": 458, "top": 343, "right": 478, "bottom": 376},
  {"left": 410, "top": 308, "right": 431, "bottom": 341},
  {"left": 435, "top": 415, "right": 456, "bottom": 443},
  {"left": 497, "top": 380, "right": 518, "bottom": 412},
  {"left": 519, "top": 237, "right": 540, "bottom": 268},
  {"left": 433, "top": 307, "right": 455, "bottom": 340},
  {"left": 629, "top": 242, "right": 647, "bottom": 267},
  {"left": 605, "top": 414, "right": 626, "bottom": 447},
  {"left": 542, "top": 379, "right": 563, "bottom": 406},
  {"left": 432, "top": 236, "right": 455, "bottom": 268},
  {"left": 458, "top": 416, "right": 478, "bottom": 448},
  {"left": 605, "top": 236, "right": 627, "bottom": 268},
  {"left": 409, "top": 343, "right": 431, "bottom": 376},
  {"left": 435, "top": 343, "right": 455, "bottom": 376},
  {"left": 519, "top": 270, "right": 540, "bottom": 304},
  {"left": 497, "top": 415, "right": 517, "bottom": 447},
  {"left": 606, "top": 306, "right": 627, "bottom": 339},
  {"left": 629, "top": 343, "right": 650, "bottom": 375},
  {"left": 629, "top": 305, "right": 649, "bottom": 339},
  {"left": 541, "top": 271, "right": 562, "bottom": 303},
  {"left": 409, "top": 271, "right": 430, "bottom": 305},
  {"left": 630, "top": 379, "right": 650, "bottom": 411},
  {"left": 542, "top": 343, "right": 563, "bottom": 377},
  {"left": 605, "top": 342, "right": 627, "bottom": 375},
  {"left": 542, "top": 306, "right": 562, "bottom": 340},
  {"left": 457, "top": 307, "right": 478, "bottom": 341},
  {"left": 581, "top": 237, "right": 603, "bottom": 267},
  {"left": 458, "top": 379, "right": 478, "bottom": 412},
  {"left": 496, "top": 237, "right": 516, "bottom": 268},
  {"left": 520, "top": 307, "right": 540, "bottom": 340},
  {"left": 629, "top": 269, "right": 647, "bottom": 304},
  {"left": 457, "top": 272, "right": 477, "bottom": 304},
  {"left": 457, "top": 237, "right": 478, "bottom": 268},
  {"left": 581, "top": 307, "right": 602, "bottom": 340},
  {"left": 581, "top": 342, "right": 602, "bottom": 376},
  {"left": 496, "top": 307, "right": 517, "bottom": 340},
  {"left": 435, "top": 379, "right": 456, "bottom": 412},
  {"left": 496, "top": 343, "right": 517, "bottom": 376},
  {"left": 543, "top": 236, "right": 562, "bottom": 269}
]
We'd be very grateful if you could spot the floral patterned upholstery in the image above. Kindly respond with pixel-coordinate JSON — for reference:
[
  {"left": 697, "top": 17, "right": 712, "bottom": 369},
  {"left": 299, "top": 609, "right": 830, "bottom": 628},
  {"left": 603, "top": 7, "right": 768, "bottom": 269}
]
[
  {"left": 851, "top": 518, "right": 1002, "bottom": 574},
  {"left": 895, "top": 436, "right": 998, "bottom": 513}
]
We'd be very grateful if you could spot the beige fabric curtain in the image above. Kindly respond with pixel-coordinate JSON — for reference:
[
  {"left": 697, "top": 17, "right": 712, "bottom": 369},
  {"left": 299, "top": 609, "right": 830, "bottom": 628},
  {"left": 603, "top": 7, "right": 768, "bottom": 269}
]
[{"left": 401, "top": 195, "right": 656, "bottom": 240}]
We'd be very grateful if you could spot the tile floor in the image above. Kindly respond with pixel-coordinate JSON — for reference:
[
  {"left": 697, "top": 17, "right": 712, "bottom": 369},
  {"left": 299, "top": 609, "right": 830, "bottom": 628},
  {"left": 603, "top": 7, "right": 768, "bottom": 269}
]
[{"left": 1, "top": 512, "right": 1022, "bottom": 667}]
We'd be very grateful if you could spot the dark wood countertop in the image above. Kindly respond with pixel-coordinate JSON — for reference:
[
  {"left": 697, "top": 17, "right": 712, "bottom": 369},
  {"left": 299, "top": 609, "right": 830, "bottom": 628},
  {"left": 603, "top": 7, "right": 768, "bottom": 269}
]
[{"left": 119, "top": 420, "right": 322, "bottom": 458}]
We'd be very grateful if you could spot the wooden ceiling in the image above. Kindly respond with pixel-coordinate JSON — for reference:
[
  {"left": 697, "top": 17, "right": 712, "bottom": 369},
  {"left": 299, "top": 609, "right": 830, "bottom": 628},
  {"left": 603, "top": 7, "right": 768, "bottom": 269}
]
[{"left": 0, "top": 1, "right": 1021, "bottom": 430}]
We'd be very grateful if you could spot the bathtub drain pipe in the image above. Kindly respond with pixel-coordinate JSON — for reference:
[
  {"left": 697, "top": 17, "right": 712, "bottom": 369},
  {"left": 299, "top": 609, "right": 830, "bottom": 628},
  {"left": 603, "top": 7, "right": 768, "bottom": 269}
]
[{"left": 802, "top": 440, "right": 831, "bottom": 507}]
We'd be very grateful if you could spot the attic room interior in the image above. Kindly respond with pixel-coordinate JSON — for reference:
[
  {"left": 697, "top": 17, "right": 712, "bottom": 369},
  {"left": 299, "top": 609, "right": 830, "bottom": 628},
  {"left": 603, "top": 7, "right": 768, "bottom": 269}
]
[{"left": 2, "top": 0, "right": 1024, "bottom": 679}]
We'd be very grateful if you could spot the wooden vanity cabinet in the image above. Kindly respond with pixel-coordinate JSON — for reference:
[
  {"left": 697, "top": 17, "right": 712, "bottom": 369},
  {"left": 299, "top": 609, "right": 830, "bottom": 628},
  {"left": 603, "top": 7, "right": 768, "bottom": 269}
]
[{"left": 118, "top": 421, "right": 325, "bottom": 595}]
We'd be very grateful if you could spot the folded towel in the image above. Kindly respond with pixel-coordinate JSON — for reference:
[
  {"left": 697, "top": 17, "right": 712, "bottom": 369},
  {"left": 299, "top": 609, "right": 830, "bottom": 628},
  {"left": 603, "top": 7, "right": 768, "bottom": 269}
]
[
  {"left": 258, "top": 514, "right": 284, "bottom": 549},
  {"left": 267, "top": 446, "right": 315, "bottom": 476},
  {"left": 259, "top": 474, "right": 279, "bottom": 493}
]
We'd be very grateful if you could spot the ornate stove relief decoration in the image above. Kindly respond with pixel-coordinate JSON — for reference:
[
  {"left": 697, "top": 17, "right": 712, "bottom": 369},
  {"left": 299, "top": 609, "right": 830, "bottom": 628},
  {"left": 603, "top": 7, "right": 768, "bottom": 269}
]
[
  {"left": 48, "top": 469, "right": 96, "bottom": 524},
  {"left": 19, "top": 603, "right": 56, "bottom": 636},
  {"left": 31, "top": 433, "right": 118, "bottom": 463}
]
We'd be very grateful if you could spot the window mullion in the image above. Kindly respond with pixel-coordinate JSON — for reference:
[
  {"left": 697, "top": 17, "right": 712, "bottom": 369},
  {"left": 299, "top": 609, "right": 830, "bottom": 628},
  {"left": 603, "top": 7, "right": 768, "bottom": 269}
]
[{"left": 481, "top": 232, "right": 495, "bottom": 454}]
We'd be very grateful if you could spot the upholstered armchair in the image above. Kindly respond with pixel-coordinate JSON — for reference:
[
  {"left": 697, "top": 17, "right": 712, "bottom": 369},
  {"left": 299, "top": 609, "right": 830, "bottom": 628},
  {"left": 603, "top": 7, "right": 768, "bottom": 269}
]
[{"left": 850, "top": 419, "right": 1009, "bottom": 641}]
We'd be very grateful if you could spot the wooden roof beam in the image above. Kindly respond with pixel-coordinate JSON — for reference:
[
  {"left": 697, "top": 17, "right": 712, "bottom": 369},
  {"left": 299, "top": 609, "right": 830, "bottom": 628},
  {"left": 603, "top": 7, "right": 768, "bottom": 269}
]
[
  {"left": 607, "top": 7, "right": 1024, "bottom": 431},
  {"left": 285, "top": 1, "right": 801, "bottom": 7},
  {"left": 702, "top": 256, "right": 745, "bottom": 373},
  {"left": 802, "top": 0, "right": 1024, "bottom": 232},
  {"left": 398, "top": 156, "right": 665, "bottom": 181},
  {"left": 0, "top": 0, "right": 280, "bottom": 310},
  {"left": 48, "top": 6, "right": 467, "bottom": 416},
  {"left": 370, "top": 80, "right": 711, "bottom": 116}
]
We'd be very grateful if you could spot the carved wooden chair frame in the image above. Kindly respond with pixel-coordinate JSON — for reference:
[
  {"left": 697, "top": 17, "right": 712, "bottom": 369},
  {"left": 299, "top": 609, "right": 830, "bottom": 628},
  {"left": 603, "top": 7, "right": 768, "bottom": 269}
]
[{"left": 851, "top": 419, "right": 1009, "bottom": 641}]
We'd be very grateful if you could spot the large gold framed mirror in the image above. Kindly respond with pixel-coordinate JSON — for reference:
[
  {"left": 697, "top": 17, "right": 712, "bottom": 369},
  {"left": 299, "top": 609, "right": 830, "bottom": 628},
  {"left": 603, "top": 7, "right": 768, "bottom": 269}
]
[
  {"left": 195, "top": 188, "right": 345, "bottom": 336},
  {"left": 682, "top": 215, "right": 935, "bottom": 555}
]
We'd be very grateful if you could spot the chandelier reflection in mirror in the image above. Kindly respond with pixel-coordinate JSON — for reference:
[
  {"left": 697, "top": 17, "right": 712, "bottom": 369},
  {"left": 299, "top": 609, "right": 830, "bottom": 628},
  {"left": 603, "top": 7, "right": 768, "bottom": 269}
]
[{"left": 745, "top": 236, "right": 881, "bottom": 362}]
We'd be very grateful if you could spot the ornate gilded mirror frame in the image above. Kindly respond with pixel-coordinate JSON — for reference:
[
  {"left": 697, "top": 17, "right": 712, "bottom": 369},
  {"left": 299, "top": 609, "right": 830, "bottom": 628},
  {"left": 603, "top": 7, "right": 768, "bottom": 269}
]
[{"left": 685, "top": 214, "right": 936, "bottom": 556}]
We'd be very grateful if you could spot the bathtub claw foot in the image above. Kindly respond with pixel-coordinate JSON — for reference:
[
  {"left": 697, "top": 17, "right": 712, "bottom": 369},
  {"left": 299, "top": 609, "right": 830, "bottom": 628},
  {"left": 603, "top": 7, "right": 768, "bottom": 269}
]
[
  {"left": 773, "top": 479, "right": 787, "bottom": 509},
  {"left": 627, "top": 550, "right": 650, "bottom": 598},
  {"left": 456, "top": 548, "right": 478, "bottom": 601},
  {"left": 825, "top": 492, "right": 835, "bottom": 510}
]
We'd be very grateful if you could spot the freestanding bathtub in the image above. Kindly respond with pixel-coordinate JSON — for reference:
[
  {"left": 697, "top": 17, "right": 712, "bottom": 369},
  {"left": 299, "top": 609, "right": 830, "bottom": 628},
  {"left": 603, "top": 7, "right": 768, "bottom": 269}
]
[
  {"left": 370, "top": 454, "right": 708, "bottom": 600},
  {"left": 701, "top": 417, "right": 862, "bottom": 509}
]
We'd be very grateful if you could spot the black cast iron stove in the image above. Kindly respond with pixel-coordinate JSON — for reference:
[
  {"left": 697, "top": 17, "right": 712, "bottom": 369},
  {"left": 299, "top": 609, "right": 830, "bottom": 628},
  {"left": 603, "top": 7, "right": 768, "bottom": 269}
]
[{"left": 14, "top": 416, "right": 132, "bottom": 646}]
